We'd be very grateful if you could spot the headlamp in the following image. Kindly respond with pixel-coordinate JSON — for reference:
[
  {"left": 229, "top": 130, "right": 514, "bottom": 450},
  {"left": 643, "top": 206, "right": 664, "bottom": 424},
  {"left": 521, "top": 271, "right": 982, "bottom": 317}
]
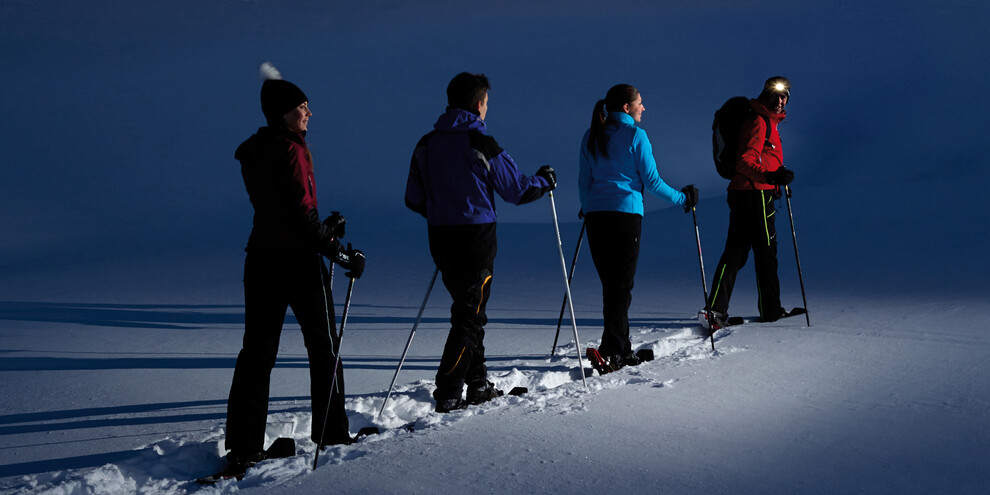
[{"left": 763, "top": 76, "right": 791, "bottom": 97}]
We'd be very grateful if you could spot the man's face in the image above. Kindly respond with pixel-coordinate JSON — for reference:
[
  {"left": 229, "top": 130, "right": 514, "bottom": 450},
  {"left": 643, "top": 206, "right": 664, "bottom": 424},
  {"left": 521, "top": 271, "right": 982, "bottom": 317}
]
[
  {"left": 624, "top": 95, "right": 644, "bottom": 123},
  {"left": 765, "top": 92, "right": 788, "bottom": 114},
  {"left": 476, "top": 93, "right": 489, "bottom": 120}
]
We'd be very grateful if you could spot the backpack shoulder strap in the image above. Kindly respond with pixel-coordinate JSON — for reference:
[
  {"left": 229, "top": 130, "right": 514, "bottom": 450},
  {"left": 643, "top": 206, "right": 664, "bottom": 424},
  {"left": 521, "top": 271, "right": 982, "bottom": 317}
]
[{"left": 753, "top": 113, "right": 772, "bottom": 149}]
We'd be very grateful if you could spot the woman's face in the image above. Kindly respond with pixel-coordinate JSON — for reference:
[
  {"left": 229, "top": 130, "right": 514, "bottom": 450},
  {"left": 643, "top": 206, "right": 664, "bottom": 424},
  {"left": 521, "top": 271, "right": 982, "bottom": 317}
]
[
  {"left": 624, "top": 95, "right": 644, "bottom": 123},
  {"left": 284, "top": 102, "right": 312, "bottom": 133}
]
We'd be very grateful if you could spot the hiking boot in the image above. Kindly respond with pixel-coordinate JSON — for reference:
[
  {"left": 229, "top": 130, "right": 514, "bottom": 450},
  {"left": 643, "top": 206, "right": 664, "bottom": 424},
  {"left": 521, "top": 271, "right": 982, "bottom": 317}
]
[
  {"left": 220, "top": 450, "right": 267, "bottom": 479},
  {"left": 699, "top": 309, "right": 729, "bottom": 330},
  {"left": 465, "top": 381, "right": 504, "bottom": 405},
  {"left": 198, "top": 450, "right": 266, "bottom": 483},
  {"left": 587, "top": 347, "right": 635, "bottom": 375},
  {"left": 600, "top": 352, "right": 639, "bottom": 373},
  {"left": 435, "top": 397, "right": 467, "bottom": 413},
  {"left": 613, "top": 352, "right": 641, "bottom": 368},
  {"left": 317, "top": 435, "right": 353, "bottom": 450},
  {"left": 760, "top": 308, "right": 787, "bottom": 323}
]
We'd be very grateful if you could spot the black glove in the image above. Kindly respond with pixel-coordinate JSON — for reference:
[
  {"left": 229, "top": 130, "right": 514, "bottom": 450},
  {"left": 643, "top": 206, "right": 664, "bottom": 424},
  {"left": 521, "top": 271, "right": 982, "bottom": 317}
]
[
  {"left": 681, "top": 185, "right": 698, "bottom": 212},
  {"left": 578, "top": 209, "right": 584, "bottom": 219},
  {"left": 535, "top": 165, "right": 556, "bottom": 191},
  {"left": 765, "top": 167, "right": 794, "bottom": 186},
  {"left": 333, "top": 243, "right": 365, "bottom": 279},
  {"left": 322, "top": 211, "right": 346, "bottom": 239}
]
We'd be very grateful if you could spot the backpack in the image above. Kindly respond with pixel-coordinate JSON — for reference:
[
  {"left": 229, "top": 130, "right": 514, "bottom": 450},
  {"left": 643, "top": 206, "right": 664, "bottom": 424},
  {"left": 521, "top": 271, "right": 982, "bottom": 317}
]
[{"left": 712, "top": 96, "right": 771, "bottom": 179}]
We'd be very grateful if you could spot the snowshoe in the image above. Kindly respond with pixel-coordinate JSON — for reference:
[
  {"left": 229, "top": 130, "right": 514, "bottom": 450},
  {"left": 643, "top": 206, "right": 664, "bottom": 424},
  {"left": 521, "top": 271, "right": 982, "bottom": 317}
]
[
  {"left": 698, "top": 309, "right": 729, "bottom": 331},
  {"left": 613, "top": 352, "right": 640, "bottom": 368},
  {"left": 317, "top": 431, "right": 354, "bottom": 449},
  {"left": 356, "top": 426, "right": 381, "bottom": 439},
  {"left": 265, "top": 437, "right": 295, "bottom": 458},
  {"left": 635, "top": 348, "right": 655, "bottom": 363},
  {"left": 466, "top": 380, "right": 504, "bottom": 405},
  {"left": 196, "top": 450, "right": 268, "bottom": 484},
  {"left": 587, "top": 348, "right": 634, "bottom": 375},
  {"left": 586, "top": 347, "right": 611, "bottom": 375},
  {"left": 759, "top": 307, "right": 807, "bottom": 323},
  {"left": 507, "top": 386, "right": 528, "bottom": 396},
  {"left": 435, "top": 397, "right": 468, "bottom": 413},
  {"left": 196, "top": 437, "right": 298, "bottom": 484}
]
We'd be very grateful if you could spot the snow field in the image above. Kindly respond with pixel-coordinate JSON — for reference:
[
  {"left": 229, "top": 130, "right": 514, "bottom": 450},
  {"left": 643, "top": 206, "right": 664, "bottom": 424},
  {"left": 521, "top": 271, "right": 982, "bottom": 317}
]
[{"left": 6, "top": 318, "right": 734, "bottom": 494}]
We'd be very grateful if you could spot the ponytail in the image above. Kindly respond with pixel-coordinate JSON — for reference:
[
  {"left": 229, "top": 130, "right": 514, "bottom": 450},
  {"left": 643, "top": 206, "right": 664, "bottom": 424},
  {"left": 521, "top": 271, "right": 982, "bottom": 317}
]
[
  {"left": 587, "top": 99, "right": 609, "bottom": 158},
  {"left": 586, "top": 84, "right": 640, "bottom": 159}
]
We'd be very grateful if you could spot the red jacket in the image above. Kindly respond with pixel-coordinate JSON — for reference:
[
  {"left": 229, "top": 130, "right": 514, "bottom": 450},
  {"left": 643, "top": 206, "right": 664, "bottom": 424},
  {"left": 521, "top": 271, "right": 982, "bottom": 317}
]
[
  {"left": 236, "top": 126, "right": 336, "bottom": 255},
  {"left": 728, "top": 99, "right": 785, "bottom": 191}
]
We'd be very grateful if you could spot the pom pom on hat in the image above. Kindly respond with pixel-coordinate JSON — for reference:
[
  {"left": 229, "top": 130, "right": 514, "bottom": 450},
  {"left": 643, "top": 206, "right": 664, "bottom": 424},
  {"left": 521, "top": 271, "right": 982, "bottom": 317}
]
[
  {"left": 259, "top": 61, "right": 282, "bottom": 81},
  {"left": 259, "top": 62, "right": 307, "bottom": 125}
]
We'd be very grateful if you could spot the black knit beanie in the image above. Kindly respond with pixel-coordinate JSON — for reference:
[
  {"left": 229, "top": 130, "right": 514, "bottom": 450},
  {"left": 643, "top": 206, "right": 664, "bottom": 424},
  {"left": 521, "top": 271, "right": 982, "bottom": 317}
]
[{"left": 259, "top": 63, "right": 308, "bottom": 124}]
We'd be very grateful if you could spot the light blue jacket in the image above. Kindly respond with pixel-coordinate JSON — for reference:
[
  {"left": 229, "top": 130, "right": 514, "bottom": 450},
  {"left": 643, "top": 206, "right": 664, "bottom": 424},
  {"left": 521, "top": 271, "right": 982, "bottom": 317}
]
[{"left": 578, "top": 112, "right": 685, "bottom": 215}]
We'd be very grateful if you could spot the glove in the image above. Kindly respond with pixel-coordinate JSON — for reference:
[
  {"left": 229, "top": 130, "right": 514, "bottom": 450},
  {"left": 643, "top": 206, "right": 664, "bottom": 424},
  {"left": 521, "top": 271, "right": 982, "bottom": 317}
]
[
  {"left": 680, "top": 185, "right": 698, "bottom": 213},
  {"left": 322, "top": 211, "right": 346, "bottom": 239},
  {"left": 535, "top": 165, "right": 556, "bottom": 191},
  {"left": 345, "top": 249, "right": 365, "bottom": 279},
  {"left": 578, "top": 209, "right": 584, "bottom": 220},
  {"left": 765, "top": 167, "right": 794, "bottom": 186},
  {"left": 333, "top": 243, "right": 365, "bottom": 279}
]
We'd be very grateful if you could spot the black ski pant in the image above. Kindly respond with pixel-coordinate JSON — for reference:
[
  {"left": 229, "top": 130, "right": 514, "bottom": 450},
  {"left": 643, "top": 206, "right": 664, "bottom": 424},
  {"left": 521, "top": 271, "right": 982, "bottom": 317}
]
[
  {"left": 428, "top": 223, "right": 496, "bottom": 402},
  {"left": 585, "top": 211, "right": 641, "bottom": 358},
  {"left": 225, "top": 253, "right": 349, "bottom": 457},
  {"left": 708, "top": 190, "right": 784, "bottom": 320}
]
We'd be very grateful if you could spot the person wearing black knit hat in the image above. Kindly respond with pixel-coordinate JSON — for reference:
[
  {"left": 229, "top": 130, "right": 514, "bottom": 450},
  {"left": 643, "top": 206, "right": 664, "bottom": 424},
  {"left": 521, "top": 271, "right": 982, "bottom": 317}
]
[
  {"left": 219, "top": 63, "right": 365, "bottom": 477},
  {"left": 260, "top": 76, "right": 309, "bottom": 125}
]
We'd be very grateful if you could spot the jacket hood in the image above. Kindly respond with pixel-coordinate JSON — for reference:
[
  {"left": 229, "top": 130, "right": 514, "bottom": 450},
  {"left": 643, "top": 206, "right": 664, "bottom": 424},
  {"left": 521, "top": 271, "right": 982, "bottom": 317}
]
[{"left": 433, "top": 108, "right": 487, "bottom": 133}]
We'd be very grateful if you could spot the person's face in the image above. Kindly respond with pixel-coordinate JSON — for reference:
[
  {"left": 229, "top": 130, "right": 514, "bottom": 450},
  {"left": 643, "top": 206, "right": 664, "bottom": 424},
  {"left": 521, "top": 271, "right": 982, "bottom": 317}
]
[
  {"left": 476, "top": 93, "right": 489, "bottom": 120},
  {"left": 624, "top": 95, "right": 644, "bottom": 123},
  {"left": 284, "top": 101, "right": 312, "bottom": 132},
  {"left": 764, "top": 92, "right": 788, "bottom": 114}
]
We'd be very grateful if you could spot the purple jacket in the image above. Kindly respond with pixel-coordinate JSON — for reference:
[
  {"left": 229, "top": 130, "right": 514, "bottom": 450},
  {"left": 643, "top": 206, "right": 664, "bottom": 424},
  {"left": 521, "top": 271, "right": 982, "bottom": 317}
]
[{"left": 405, "top": 109, "right": 549, "bottom": 226}]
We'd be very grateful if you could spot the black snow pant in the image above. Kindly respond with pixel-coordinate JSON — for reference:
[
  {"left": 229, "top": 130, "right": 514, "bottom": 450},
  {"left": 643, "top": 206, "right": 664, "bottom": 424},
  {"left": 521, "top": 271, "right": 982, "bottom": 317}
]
[
  {"left": 584, "top": 211, "right": 642, "bottom": 358},
  {"left": 225, "top": 252, "right": 349, "bottom": 457},
  {"left": 708, "top": 189, "right": 785, "bottom": 321},
  {"left": 428, "top": 223, "right": 496, "bottom": 402}
]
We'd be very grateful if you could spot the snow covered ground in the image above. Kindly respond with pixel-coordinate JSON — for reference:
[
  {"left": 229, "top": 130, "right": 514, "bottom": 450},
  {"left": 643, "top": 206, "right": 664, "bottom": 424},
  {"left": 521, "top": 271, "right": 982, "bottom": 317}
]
[{"left": 2, "top": 1, "right": 989, "bottom": 494}]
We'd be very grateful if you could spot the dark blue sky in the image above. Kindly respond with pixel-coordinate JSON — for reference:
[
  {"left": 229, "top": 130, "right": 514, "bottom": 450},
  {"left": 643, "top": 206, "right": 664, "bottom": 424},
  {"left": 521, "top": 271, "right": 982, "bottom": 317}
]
[{"left": 1, "top": 0, "right": 986, "bottom": 268}]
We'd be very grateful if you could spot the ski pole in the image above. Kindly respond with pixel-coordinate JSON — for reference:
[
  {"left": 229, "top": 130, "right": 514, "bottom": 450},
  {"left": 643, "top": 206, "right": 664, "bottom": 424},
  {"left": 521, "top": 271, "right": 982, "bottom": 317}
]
[
  {"left": 689, "top": 199, "right": 716, "bottom": 351},
  {"left": 318, "top": 259, "right": 341, "bottom": 395},
  {"left": 313, "top": 275, "right": 356, "bottom": 470},
  {"left": 377, "top": 267, "right": 440, "bottom": 419},
  {"left": 783, "top": 185, "right": 811, "bottom": 326},
  {"left": 550, "top": 220, "right": 586, "bottom": 357},
  {"left": 548, "top": 191, "right": 588, "bottom": 389}
]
